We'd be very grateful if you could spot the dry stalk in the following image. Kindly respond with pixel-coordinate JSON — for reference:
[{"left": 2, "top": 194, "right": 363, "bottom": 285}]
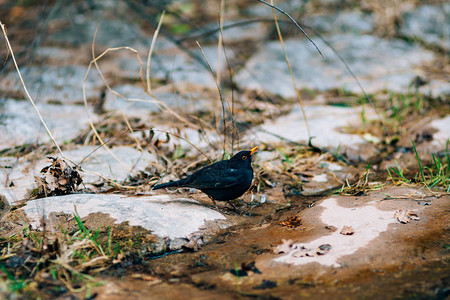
[
  {"left": 271, "top": 1, "right": 311, "bottom": 139},
  {"left": 215, "top": 0, "right": 225, "bottom": 123},
  {"left": 195, "top": 41, "right": 228, "bottom": 154},
  {"left": 0, "top": 22, "right": 70, "bottom": 162},
  {"left": 146, "top": 10, "right": 165, "bottom": 92}
]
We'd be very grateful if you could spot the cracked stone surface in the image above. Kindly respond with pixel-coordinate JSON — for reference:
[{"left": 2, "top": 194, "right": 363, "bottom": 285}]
[
  {"left": 0, "top": 66, "right": 103, "bottom": 104},
  {"left": 235, "top": 34, "right": 435, "bottom": 97},
  {"left": 0, "top": 146, "right": 156, "bottom": 204},
  {"left": 0, "top": 99, "right": 96, "bottom": 151},
  {"left": 251, "top": 187, "right": 449, "bottom": 284},
  {"left": 399, "top": 3, "right": 450, "bottom": 50},
  {"left": 251, "top": 105, "right": 378, "bottom": 161},
  {"left": 22, "top": 193, "right": 227, "bottom": 239}
]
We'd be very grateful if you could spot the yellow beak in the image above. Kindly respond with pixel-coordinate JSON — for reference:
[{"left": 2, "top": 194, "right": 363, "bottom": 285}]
[{"left": 250, "top": 146, "right": 258, "bottom": 155}]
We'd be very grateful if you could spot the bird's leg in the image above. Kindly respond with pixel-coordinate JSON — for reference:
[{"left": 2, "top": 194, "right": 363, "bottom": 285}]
[
  {"left": 229, "top": 200, "right": 253, "bottom": 216},
  {"left": 209, "top": 196, "right": 220, "bottom": 211},
  {"left": 209, "top": 196, "right": 236, "bottom": 215},
  {"left": 227, "top": 200, "right": 239, "bottom": 211}
]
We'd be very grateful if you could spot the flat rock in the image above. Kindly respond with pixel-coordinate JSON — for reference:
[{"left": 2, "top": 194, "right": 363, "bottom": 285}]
[
  {"left": 104, "top": 84, "right": 208, "bottom": 116},
  {"left": 304, "top": 10, "right": 375, "bottom": 34},
  {"left": 0, "top": 66, "right": 103, "bottom": 104},
  {"left": 399, "top": 3, "right": 450, "bottom": 50},
  {"left": 47, "top": 2, "right": 150, "bottom": 49},
  {"left": 419, "top": 80, "right": 450, "bottom": 98},
  {"left": 0, "top": 154, "right": 50, "bottom": 204},
  {"left": 190, "top": 19, "right": 269, "bottom": 43},
  {"left": 235, "top": 34, "right": 435, "bottom": 96},
  {"left": 255, "top": 186, "right": 448, "bottom": 280},
  {"left": 62, "top": 146, "right": 158, "bottom": 185},
  {"left": 427, "top": 115, "right": 450, "bottom": 152},
  {"left": 0, "top": 146, "right": 156, "bottom": 204},
  {"left": 0, "top": 99, "right": 96, "bottom": 151},
  {"left": 244, "top": 1, "right": 308, "bottom": 18},
  {"left": 114, "top": 45, "right": 234, "bottom": 90},
  {"left": 252, "top": 105, "right": 377, "bottom": 161},
  {"left": 22, "top": 193, "right": 226, "bottom": 239},
  {"left": 256, "top": 151, "right": 357, "bottom": 196}
]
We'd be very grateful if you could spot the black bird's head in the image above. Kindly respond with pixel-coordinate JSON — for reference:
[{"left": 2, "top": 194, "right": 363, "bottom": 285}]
[{"left": 229, "top": 146, "right": 258, "bottom": 167}]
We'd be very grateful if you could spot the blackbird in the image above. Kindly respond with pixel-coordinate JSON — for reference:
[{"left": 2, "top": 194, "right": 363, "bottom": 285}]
[{"left": 153, "top": 147, "right": 258, "bottom": 210}]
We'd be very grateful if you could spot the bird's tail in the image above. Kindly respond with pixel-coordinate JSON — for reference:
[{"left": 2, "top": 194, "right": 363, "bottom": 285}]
[{"left": 153, "top": 179, "right": 185, "bottom": 190}]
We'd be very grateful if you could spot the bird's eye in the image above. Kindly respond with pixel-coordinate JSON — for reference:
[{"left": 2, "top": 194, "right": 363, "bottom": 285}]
[{"left": 242, "top": 155, "right": 248, "bottom": 160}]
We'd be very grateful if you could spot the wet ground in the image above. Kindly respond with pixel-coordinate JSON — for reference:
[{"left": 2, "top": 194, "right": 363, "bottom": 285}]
[{"left": 0, "top": 0, "right": 449, "bottom": 299}]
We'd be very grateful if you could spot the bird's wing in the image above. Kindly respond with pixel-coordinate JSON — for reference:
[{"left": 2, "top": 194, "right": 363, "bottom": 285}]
[{"left": 189, "top": 167, "right": 244, "bottom": 189}]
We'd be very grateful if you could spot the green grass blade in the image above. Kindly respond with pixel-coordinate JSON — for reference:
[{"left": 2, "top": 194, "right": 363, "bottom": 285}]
[{"left": 411, "top": 138, "right": 426, "bottom": 184}]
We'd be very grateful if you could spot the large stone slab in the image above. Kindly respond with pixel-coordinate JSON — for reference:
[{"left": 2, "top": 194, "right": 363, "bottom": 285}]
[
  {"left": 400, "top": 3, "right": 450, "bottom": 50},
  {"left": 190, "top": 19, "right": 269, "bottom": 43},
  {"left": 0, "top": 66, "right": 103, "bottom": 104},
  {"left": 262, "top": 187, "right": 448, "bottom": 269},
  {"left": 304, "top": 10, "right": 375, "bottom": 35},
  {"left": 104, "top": 84, "right": 209, "bottom": 116},
  {"left": 115, "top": 45, "right": 234, "bottom": 90},
  {"left": 249, "top": 187, "right": 449, "bottom": 288},
  {"left": 235, "top": 34, "right": 435, "bottom": 97},
  {"left": 22, "top": 193, "right": 226, "bottom": 239},
  {"left": 0, "top": 146, "right": 156, "bottom": 204},
  {"left": 60, "top": 146, "right": 158, "bottom": 185},
  {"left": 46, "top": 1, "right": 151, "bottom": 49},
  {"left": 251, "top": 105, "right": 377, "bottom": 161},
  {"left": 0, "top": 99, "right": 96, "bottom": 151},
  {"left": 187, "top": 186, "right": 448, "bottom": 299}
]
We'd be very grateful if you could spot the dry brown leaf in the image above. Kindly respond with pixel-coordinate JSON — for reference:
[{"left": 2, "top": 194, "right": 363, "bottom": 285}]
[
  {"left": 340, "top": 226, "right": 355, "bottom": 235},
  {"left": 316, "top": 244, "right": 332, "bottom": 255},
  {"left": 183, "top": 233, "right": 204, "bottom": 251},
  {"left": 273, "top": 239, "right": 294, "bottom": 254},
  {"left": 292, "top": 246, "right": 315, "bottom": 258},
  {"left": 395, "top": 210, "right": 410, "bottom": 223},
  {"left": 35, "top": 157, "right": 82, "bottom": 198},
  {"left": 325, "top": 225, "right": 338, "bottom": 232},
  {"left": 395, "top": 210, "right": 420, "bottom": 223},
  {"left": 278, "top": 215, "right": 302, "bottom": 228},
  {"left": 406, "top": 210, "right": 420, "bottom": 221}
]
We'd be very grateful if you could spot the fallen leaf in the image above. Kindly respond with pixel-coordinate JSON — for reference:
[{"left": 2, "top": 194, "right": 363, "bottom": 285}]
[
  {"left": 316, "top": 244, "right": 332, "bottom": 255},
  {"left": 35, "top": 157, "right": 82, "bottom": 198},
  {"left": 131, "top": 274, "right": 158, "bottom": 281},
  {"left": 340, "top": 226, "right": 355, "bottom": 235},
  {"left": 406, "top": 210, "right": 420, "bottom": 221},
  {"left": 278, "top": 215, "right": 302, "bottom": 228},
  {"left": 292, "top": 246, "right": 315, "bottom": 258},
  {"left": 183, "top": 233, "right": 204, "bottom": 252},
  {"left": 395, "top": 210, "right": 410, "bottom": 223},
  {"left": 325, "top": 225, "right": 338, "bottom": 232},
  {"left": 273, "top": 239, "right": 294, "bottom": 254},
  {"left": 395, "top": 210, "right": 419, "bottom": 223}
]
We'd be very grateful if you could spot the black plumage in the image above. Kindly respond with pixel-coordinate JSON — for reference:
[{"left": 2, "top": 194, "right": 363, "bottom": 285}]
[{"left": 153, "top": 147, "right": 258, "bottom": 208}]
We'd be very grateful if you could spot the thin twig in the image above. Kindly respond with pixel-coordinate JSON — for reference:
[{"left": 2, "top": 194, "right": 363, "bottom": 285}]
[
  {"left": 255, "top": 0, "right": 323, "bottom": 58},
  {"left": 146, "top": 10, "right": 165, "bottom": 92},
  {"left": 195, "top": 41, "right": 228, "bottom": 156},
  {"left": 271, "top": 1, "right": 311, "bottom": 139},
  {"left": 218, "top": 27, "right": 240, "bottom": 151}
]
